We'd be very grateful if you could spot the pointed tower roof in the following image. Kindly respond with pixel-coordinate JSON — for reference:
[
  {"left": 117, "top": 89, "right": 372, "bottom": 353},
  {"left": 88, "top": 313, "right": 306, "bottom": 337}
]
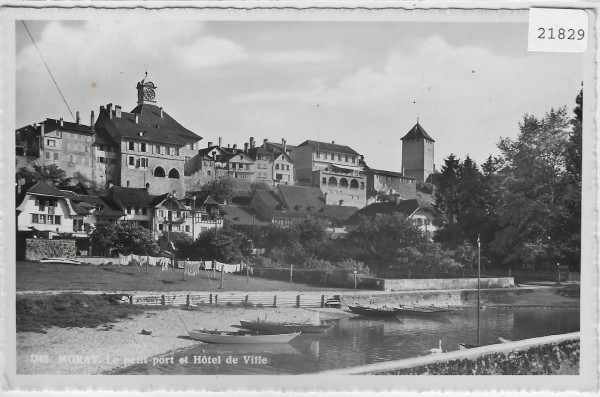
[{"left": 401, "top": 122, "right": 435, "bottom": 142}]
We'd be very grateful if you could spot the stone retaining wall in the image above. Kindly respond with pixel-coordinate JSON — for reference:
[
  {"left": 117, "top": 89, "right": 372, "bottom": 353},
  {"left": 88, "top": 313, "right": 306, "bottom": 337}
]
[
  {"left": 321, "top": 332, "right": 579, "bottom": 375},
  {"left": 383, "top": 277, "right": 514, "bottom": 291},
  {"left": 25, "top": 239, "right": 76, "bottom": 261}
]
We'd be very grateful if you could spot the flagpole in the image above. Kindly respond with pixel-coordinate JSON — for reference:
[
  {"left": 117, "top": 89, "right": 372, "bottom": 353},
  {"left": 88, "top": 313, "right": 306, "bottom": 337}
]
[{"left": 477, "top": 234, "right": 481, "bottom": 347}]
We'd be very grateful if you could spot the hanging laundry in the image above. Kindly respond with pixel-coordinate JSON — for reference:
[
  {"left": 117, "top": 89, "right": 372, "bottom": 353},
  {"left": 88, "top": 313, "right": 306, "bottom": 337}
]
[
  {"left": 184, "top": 261, "right": 201, "bottom": 276},
  {"left": 161, "top": 258, "right": 169, "bottom": 271},
  {"left": 203, "top": 260, "right": 213, "bottom": 270},
  {"left": 119, "top": 254, "right": 132, "bottom": 266}
]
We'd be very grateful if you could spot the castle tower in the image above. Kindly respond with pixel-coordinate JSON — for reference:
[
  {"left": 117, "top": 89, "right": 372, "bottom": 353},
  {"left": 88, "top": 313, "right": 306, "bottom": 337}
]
[{"left": 401, "top": 121, "right": 435, "bottom": 182}]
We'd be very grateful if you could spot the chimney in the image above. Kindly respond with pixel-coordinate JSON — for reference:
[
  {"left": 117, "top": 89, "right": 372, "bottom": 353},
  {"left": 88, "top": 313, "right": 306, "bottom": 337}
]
[
  {"left": 282, "top": 138, "right": 285, "bottom": 144},
  {"left": 250, "top": 137, "right": 255, "bottom": 149},
  {"left": 233, "top": 143, "right": 237, "bottom": 150},
  {"left": 160, "top": 107, "right": 163, "bottom": 118},
  {"left": 332, "top": 140, "right": 335, "bottom": 144},
  {"left": 107, "top": 104, "right": 113, "bottom": 119},
  {"left": 244, "top": 143, "right": 249, "bottom": 153},
  {"left": 59, "top": 118, "right": 64, "bottom": 127},
  {"left": 90, "top": 110, "right": 95, "bottom": 131},
  {"left": 227, "top": 144, "right": 230, "bottom": 149},
  {"left": 135, "top": 114, "right": 139, "bottom": 124},
  {"left": 115, "top": 105, "right": 121, "bottom": 118},
  {"left": 76, "top": 111, "right": 80, "bottom": 125},
  {"left": 40, "top": 121, "right": 45, "bottom": 135},
  {"left": 219, "top": 137, "right": 222, "bottom": 147},
  {"left": 208, "top": 141, "right": 213, "bottom": 148},
  {"left": 283, "top": 139, "right": 287, "bottom": 153},
  {"left": 263, "top": 138, "right": 268, "bottom": 148}
]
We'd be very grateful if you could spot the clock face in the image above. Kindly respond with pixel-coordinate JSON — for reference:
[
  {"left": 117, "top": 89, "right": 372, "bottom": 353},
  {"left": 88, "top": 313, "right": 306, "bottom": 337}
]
[{"left": 143, "top": 87, "right": 155, "bottom": 100}]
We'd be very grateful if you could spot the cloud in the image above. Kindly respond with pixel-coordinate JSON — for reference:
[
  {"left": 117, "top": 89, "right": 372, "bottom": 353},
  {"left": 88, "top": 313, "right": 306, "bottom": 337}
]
[{"left": 257, "top": 50, "right": 339, "bottom": 64}]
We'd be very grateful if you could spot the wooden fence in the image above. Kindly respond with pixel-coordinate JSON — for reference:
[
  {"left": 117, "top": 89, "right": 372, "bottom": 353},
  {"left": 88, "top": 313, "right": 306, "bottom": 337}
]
[{"left": 130, "top": 292, "right": 340, "bottom": 309}]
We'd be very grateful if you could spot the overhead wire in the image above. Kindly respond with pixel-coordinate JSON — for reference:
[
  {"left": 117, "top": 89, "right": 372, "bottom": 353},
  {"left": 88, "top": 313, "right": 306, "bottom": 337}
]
[{"left": 21, "top": 21, "right": 76, "bottom": 121}]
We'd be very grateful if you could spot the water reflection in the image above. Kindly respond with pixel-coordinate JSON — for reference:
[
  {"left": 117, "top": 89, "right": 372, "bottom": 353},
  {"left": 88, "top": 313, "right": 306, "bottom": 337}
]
[{"left": 114, "top": 308, "right": 579, "bottom": 375}]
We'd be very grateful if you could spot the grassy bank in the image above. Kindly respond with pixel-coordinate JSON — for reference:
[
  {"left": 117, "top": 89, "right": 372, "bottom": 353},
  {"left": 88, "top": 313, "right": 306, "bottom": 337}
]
[
  {"left": 16, "top": 293, "right": 163, "bottom": 333},
  {"left": 17, "top": 261, "right": 342, "bottom": 292}
]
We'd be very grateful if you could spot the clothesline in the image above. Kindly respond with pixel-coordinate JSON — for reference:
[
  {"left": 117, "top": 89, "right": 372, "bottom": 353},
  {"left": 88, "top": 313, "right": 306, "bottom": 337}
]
[{"left": 117, "top": 254, "right": 245, "bottom": 274}]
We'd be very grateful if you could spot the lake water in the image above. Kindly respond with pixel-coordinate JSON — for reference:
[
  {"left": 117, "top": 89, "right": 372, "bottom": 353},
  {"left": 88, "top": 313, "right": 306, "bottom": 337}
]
[{"left": 114, "top": 308, "right": 580, "bottom": 375}]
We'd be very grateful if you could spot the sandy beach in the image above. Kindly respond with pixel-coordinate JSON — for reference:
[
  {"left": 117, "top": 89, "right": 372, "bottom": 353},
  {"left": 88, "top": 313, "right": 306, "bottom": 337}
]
[{"left": 17, "top": 305, "right": 346, "bottom": 375}]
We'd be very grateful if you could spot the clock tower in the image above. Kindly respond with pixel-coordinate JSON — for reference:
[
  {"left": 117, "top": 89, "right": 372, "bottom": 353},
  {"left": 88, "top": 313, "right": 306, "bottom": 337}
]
[{"left": 136, "top": 72, "right": 157, "bottom": 105}]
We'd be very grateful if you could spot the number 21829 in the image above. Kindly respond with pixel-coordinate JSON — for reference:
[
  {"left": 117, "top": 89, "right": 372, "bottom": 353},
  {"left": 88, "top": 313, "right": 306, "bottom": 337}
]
[{"left": 538, "top": 27, "right": 585, "bottom": 40}]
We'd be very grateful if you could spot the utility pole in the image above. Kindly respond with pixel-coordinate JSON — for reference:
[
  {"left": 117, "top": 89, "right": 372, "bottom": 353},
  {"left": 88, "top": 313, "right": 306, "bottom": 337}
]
[{"left": 477, "top": 234, "right": 481, "bottom": 347}]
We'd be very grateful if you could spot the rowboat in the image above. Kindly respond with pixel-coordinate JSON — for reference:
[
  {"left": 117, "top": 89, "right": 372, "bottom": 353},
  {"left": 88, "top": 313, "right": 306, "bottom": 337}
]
[
  {"left": 497, "top": 337, "right": 513, "bottom": 343},
  {"left": 40, "top": 257, "right": 81, "bottom": 265},
  {"left": 240, "top": 320, "right": 332, "bottom": 334},
  {"left": 188, "top": 329, "right": 300, "bottom": 344},
  {"left": 458, "top": 342, "right": 478, "bottom": 350},
  {"left": 348, "top": 305, "right": 400, "bottom": 317}
]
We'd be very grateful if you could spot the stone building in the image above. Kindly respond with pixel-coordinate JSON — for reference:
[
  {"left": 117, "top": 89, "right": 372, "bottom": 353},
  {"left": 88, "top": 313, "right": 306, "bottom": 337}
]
[
  {"left": 93, "top": 75, "right": 202, "bottom": 197},
  {"left": 247, "top": 138, "right": 294, "bottom": 187},
  {"left": 290, "top": 140, "right": 366, "bottom": 208},
  {"left": 365, "top": 167, "right": 417, "bottom": 200},
  {"left": 401, "top": 122, "right": 435, "bottom": 183}
]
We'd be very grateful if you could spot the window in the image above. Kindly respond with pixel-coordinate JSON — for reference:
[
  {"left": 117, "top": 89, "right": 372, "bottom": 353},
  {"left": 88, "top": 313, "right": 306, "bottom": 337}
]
[
  {"left": 345, "top": 155, "right": 348, "bottom": 162},
  {"left": 338, "top": 154, "right": 341, "bottom": 161},
  {"left": 136, "top": 207, "right": 141, "bottom": 215},
  {"left": 128, "top": 156, "right": 135, "bottom": 166},
  {"left": 154, "top": 167, "right": 166, "bottom": 177},
  {"left": 275, "top": 164, "right": 279, "bottom": 170},
  {"left": 207, "top": 170, "right": 211, "bottom": 176},
  {"left": 99, "top": 157, "right": 105, "bottom": 163},
  {"left": 168, "top": 168, "right": 180, "bottom": 179},
  {"left": 139, "top": 158, "right": 149, "bottom": 168},
  {"left": 31, "top": 214, "right": 38, "bottom": 223},
  {"left": 85, "top": 145, "right": 89, "bottom": 153},
  {"left": 39, "top": 214, "right": 46, "bottom": 224},
  {"left": 45, "top": 152, "right": 50, "bottom": 159},
  {"left": 185, "top": 225, "right": 190, "bottom": 233},
  {"left": 351, "top": 155, "right": 356, "bottom": 163},
  {"left": 158, "top": 210, "right": 164, "bottom": 217},
  {"left": 142, "top": 208, "right": 147, "bottom": 215},
  {"left": 177, "top": 211, "right": 181, "bottom": 218},
  {"left": 46, "top": 139, "right": 55, "bottom": 147},
  {"left": 155, "top": 144, "right": 160, "bottom": 154},
  {"left": 69, "top": 154, "right": 74, "bottom": 164},
  {"left": 322, "top": 177, "right": 326, "bottom": 185},
  {"left": 127, "top": 206, "right": 132, "bottom": 215},
  {"left": 158, "top": 224, "right": 164, "bottom": 231},
  {"left": 53, "top": 153, "right": 59, "bottom": 160},
  {"left": 128, "top": 141, "right": 135, "bottom": 151},
  {"left": 140, "top": 143, "right": 147, "bottom": 152},
  {"left": 323, "top": 153, "right": 327, "bottom": 160},
  {"left": 169, "top": 147, "right": 175, "bottom": 156},
  {"left": 175, "top": 148, "right": 180, "bottom": 156},
  {"left": 286, "top": 165, "right": 290, "bottom": 171},
  {"left": 126, "top": 181, "right": 130, "bottom": 187}
]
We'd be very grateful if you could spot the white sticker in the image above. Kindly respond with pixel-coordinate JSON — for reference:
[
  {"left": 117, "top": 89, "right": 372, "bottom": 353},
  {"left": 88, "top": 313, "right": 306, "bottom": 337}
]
[{"left": 528, "top": 8, "right": 588, "bottom": 52}]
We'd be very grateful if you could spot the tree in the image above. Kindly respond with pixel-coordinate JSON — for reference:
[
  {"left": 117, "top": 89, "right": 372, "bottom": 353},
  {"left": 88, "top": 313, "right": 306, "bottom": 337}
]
[
  {"left": 114, "top": 222, "right": 159, "bottom": 256},
  {"left": 90, "top": 221, "right": 117, "bottom": 256},
  {"left": 192, "top": 227, "right": 252, "bottom": 262},
  {"left": 200, "top": 178, "right": 235, "bottom": 204},
  {"left": 17, "top": 164, "right": 68, "bottom": 186},
  {"left": 71, "top": 171, "right": 107, "bottom": 195},
  {"left": 491, "top": 107, "right": 574, "bottom": 269}
]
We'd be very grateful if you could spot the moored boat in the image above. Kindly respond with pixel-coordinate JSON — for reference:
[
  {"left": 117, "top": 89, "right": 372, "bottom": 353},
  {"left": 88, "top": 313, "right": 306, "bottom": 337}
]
[
  {"left": 497, "top": 337, "right": 513, "bottom": 343},
  {"left": 395, "top": 305, "right": 452, "bottom": 316},
  {"left": 240, "top": 320, "right": 332, "bottom": 334},
  {"left": 348, "top": 305, "right": 400, "bottom": 317},
  {"left": 458, "top": 342, "right": 478, "bottom": 350},
  {"left": 188, "top": 329, "right": 300, "bottom": 344}
]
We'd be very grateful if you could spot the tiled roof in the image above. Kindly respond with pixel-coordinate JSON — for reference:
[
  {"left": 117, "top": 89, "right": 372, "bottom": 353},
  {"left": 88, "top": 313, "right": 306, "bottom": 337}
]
[
  {"left": 370, "top": 168, "right": 416, "bottom": 180},
  {"left": 278, "top": 185, "right": 325, "bottom": 211},
  {"left": 43, "top": 118, "right": 94, "bottom": 135},
  {"left": 345, "top": 198, "right": 433, "bottom": 225},
  {"left": 109, "top": 186, "right": 156, "bottom": 207},
  {"left": 249, "top": 190, "right": 281, "bottom": 220},
  {"left": 219, "top": 205, "right": 270, "bottom": 226},
  {"left": 266, "top": 142, "right": 297, "bottom": 152},
  {"left": 401, "top": 122, "right": 435, "bottom": 142},
  {"left": 99, "top": 104, "right": 201, "bottom": 147},
  {"left": 298, "top": 140, "right": 359, "bottom": 156},
  {"left": 25, "top": 181, "right": 67, "bottom": 198}
]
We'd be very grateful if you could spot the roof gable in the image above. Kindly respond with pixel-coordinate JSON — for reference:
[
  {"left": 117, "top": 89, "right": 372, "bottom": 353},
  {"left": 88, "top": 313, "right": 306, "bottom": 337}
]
[
  {"left": 401, "top": 122, "right": 435, "bottom": 142},
  {"left": 298, "top": 140, "right": 359, "bottom": 156}
]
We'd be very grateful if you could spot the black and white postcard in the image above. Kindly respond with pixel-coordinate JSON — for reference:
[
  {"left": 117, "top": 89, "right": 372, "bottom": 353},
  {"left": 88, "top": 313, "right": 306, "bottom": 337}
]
[{"left": 1, "top": 2, "right": 597, "bottom": 394}]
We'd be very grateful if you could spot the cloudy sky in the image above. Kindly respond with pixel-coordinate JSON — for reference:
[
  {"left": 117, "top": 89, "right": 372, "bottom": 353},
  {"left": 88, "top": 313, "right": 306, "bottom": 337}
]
[{"left": 16, "top": 18, "right": 583, "bottom": 172}]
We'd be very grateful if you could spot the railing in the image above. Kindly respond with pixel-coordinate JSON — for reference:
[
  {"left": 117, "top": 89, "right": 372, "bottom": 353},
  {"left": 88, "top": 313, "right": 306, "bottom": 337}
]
[{"left": 130, "top": 292, "right": 338, "bottom": 309}]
